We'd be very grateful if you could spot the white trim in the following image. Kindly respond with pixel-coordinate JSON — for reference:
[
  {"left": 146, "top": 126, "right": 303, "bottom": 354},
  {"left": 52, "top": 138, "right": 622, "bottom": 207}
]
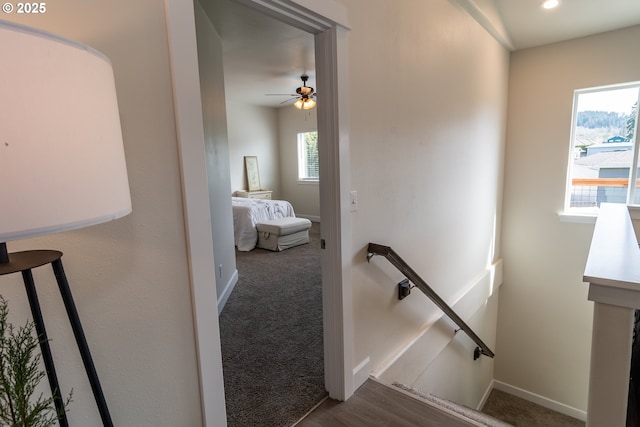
[
  {"left": 352, "top": 357, "right": 371, "bottom": 392},
  {"left": 217, "top": 270, "right": 239, "bottom": 314},
  {"left": 235, "top": 0, "right": 349, "bottom": 33},
  {"left": 559, "top": 204, "right": 640, "bottom": 224},
  {"left": 476, "top": 379, "right": 495, "bottom": 411},
  {"left": 557, "top": 212, "right": 597, "bottom": 224},
  {"left": 627, "top": 127, "right": 640, "bottom": 204},
  {"left": 589, "top": 283, "right": 640, "bottom": 308},
  {"left": 632, "top": 93, "right": 640, "bottom": 201},
  {"left": 493, "top": 380, "right": 587, "bottom": 422},
  {"left": 564, "top": 90, "right": 581, "bottom": 212},
  {"left": 163, "top": 0, "right": 227, "bottom": 425},
  {"left": 584, "top": 203, "right": 640, "bottom": 293},
  {"left": 453, "top": 0, "right": 514, "bottom": 50},
  {"left": 315, "top": 23, "right": 354, "bottom": 400}
]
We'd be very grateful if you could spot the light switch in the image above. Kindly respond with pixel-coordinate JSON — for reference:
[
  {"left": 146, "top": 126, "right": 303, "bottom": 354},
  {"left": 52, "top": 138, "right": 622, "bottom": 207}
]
[{"left": 350, "top": 190, "right": 358, "bottom": 211}]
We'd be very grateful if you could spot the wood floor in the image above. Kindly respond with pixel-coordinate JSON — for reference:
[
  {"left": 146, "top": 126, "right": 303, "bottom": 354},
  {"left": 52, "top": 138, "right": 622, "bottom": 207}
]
[{"left": 295, "top": 380, "right": 479, "bottom": 427}]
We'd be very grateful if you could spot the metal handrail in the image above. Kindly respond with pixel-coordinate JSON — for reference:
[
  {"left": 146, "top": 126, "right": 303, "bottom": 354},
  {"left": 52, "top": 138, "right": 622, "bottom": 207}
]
[{"left": 367, "top": 243, "right": 495, "bottom": 359}]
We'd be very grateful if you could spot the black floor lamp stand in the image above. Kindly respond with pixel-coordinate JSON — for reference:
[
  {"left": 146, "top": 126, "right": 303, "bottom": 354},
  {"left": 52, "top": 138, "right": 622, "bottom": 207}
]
[{"left": 0, "top": 244, "right": 113, "bottom": 427}]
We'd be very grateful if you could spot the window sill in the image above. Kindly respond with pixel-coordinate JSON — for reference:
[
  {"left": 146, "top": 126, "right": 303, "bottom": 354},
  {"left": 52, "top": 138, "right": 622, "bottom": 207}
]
[
  {"left": 559, "top": 205, "right": 640, "bottom": 224},
  {"left": 297, "top": 180, "right": 319, "bottom": 185},
  {"left": 558, "top": 212, "right": 597, "bottom": 224}
]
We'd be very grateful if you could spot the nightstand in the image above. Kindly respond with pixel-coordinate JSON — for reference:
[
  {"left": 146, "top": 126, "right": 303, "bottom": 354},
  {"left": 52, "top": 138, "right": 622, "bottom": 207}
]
[{"left": 235, "top": 190, "right": 272, "bottom": 199}]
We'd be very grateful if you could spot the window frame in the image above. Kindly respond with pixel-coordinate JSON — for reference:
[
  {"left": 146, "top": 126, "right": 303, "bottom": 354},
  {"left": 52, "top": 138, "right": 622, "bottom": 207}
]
[
  {"left": 297, "top": 130, "right": 319, "bottom": 183},
  {"left": 563, "top": 82, "right": 640, "bottom": 219}
]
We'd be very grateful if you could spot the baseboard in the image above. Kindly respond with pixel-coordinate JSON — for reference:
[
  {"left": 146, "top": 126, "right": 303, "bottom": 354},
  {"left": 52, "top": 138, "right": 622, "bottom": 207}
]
[
  {"left": 477, "top": 379, "right": 495, "bottom": 411},
  {"left": 492, "top": 380, "right": 587, "bottom": 422},
  {"left": 353, "top": 357, "right": 371, "bottom": 392},
  {"left": 297, "top": 214, "right": 320, "bottom": 223},
  {"left": 217, "top": 269, "right": 239, "bottom": 314}
]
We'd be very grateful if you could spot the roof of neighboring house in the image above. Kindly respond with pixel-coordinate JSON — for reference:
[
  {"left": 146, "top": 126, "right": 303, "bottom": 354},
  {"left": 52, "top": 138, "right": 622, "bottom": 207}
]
[
  {"left": 586, "top": 142, "right": 633, "bottom": 151},
  {"left": 575, "top": 150, "right": 633, "bottom": 168},
  {"left": 607, "top": 135, "right": 630, "bottom": 142}
]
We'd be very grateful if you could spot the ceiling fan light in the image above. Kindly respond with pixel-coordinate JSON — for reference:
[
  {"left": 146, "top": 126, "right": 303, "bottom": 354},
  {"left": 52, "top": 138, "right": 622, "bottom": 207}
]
[
  {"left": 303, "top": 98, "right": 316, "bottom": 110},
  {"left": 292, "top": 75, "right": 317, "bottom": 110},
  {"left": 294, "top": 97, "right": 316, "bottom": 110}
]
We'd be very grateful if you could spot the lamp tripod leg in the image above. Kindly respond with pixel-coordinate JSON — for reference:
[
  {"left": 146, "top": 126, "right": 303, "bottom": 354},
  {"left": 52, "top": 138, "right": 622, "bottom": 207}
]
[
  {"left": 51, "top": 259, "right": 113, "bottom": 427},
  {"left": 22, "top": 269, "right": 70, "bottom": 427}
]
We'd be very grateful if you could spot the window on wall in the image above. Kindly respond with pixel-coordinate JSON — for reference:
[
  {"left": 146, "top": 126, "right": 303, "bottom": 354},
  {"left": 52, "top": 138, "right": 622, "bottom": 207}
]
[
  {"left": 297, "top": 131, "right": 319, "bottom": 182},
  {"left": 565, "top": 83, "right": 640, "bottom": 214}
]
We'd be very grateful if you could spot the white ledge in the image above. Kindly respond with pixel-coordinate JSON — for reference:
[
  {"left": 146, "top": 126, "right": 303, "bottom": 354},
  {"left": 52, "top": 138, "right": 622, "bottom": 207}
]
[
  {"left": 557, "top": 212, "right": 597, "bottom": 224},
  {"left": 583, "top": 203, "right": 640, "bottom": 307}
]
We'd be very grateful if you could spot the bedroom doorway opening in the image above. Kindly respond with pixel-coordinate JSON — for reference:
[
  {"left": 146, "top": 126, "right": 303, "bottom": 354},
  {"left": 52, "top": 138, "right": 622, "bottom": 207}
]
[
  {"left": 182, "top": 0, "right": 352, "bottom": 423},
  {"left": 197, "top": 0, "right": 333, "bottom": 424},
  {"left": 166, "top": 0, "right": 351, "bottom": 423}
]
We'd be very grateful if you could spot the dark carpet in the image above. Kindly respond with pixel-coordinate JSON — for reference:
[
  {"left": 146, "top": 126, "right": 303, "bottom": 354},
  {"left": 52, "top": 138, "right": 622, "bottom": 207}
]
[{"left": 219, "top": 223, "right": 326, "bottom": 427}]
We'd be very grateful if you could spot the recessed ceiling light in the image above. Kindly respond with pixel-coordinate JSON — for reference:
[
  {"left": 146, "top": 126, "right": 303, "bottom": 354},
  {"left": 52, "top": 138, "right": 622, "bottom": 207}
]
[{"left": 541, "top": 0, "right": 560, "bottom": 9}]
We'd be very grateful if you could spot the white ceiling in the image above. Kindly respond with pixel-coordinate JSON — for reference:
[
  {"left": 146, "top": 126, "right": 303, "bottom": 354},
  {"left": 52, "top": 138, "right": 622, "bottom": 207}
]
[
  {"left": 494, "top": 0, "right": 640, "bottom": 49},
  {"left": 203, "top": 0, "right": 640, "bottom": 108},
  {"left": 202, "top": 0, "right": 314, "bottom": 108}
]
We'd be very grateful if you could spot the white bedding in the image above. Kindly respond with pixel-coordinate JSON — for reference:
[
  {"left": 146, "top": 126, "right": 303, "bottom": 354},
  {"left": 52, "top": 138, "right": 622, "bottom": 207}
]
[{"left": 232, "top": 197, "right": 296, "bottom": 251}]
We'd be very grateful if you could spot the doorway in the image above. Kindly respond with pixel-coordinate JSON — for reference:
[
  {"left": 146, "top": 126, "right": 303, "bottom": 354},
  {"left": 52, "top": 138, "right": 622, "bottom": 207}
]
[
  {"left": 200, "top": 2, "right": 324, "bottom": 423},
  {"left": 164, "top": 0, "right": 352, "bottom": 424}
]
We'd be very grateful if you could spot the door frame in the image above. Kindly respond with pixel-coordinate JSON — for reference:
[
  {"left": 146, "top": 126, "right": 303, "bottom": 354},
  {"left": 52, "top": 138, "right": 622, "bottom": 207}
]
[{"left": 164, "top": 0, "right": 353, "bottom": 424}]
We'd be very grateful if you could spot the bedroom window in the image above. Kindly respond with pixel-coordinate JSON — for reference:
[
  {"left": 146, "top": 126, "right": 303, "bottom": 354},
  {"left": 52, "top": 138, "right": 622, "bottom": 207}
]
[
  {"left": 565, "top": 82, "right": 640, "bottom": 215},
  {"left": 297, "top": 131, "right": 319, "bottom": 182}
]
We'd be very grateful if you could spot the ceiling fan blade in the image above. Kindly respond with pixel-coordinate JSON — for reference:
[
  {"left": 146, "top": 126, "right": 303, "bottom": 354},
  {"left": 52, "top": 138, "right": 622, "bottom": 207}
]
[
  {"left": 279, "top": 97, "right": 298, "bottom": 104},
  {"left": 265, "top": 93, "right": 297, "bottom": 96}
]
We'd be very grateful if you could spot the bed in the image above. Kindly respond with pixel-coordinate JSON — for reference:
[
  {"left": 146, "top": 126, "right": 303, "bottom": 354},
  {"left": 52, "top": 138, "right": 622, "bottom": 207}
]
[{"left": 232, "top": 197, "right": 296, "bottom": 251}]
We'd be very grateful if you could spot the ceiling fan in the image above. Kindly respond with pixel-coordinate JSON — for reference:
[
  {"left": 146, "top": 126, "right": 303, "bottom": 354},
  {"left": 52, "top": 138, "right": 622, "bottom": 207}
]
[{"left": 266, "top": 74, "right": 317, "bottom": 110}]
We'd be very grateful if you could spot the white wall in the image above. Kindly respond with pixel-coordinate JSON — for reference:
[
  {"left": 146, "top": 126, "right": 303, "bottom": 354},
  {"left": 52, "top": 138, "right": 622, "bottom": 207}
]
[
  {"left": 278, "top": 107, "right": 320, "bottom": 219},
  {"left": 498, "top": 25, "right": 640, "bottom": 413},
  {"left": 226, "top": 102, "right": 281, "bottom": 197},
  {"left": 1, "top": 1, "right": 203, "bottom": 425},
  {"left": 341, "top": 0, "right": 508, "bottom": 408},
  {"left": 195, "top": 2, "right": 238, "bottom": 305}
]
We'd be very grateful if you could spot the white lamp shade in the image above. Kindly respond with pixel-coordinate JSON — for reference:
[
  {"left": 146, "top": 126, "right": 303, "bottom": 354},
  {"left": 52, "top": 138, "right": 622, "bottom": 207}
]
[{"left": 0, "top": 21, "right": 131, "bottom": 242}]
